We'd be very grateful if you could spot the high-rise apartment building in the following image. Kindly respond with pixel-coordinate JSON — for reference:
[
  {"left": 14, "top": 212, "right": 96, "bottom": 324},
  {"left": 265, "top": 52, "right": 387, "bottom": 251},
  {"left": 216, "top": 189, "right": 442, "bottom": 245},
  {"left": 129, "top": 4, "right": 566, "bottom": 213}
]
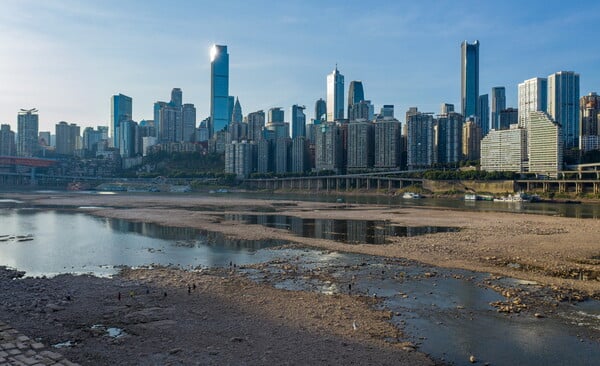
[
  {"left": 247, "top": 110, "right": 266, "bottom": 141},
  {"left": 435, "top": 112, "right": 463, "bottom": 164},
  {"left": 462, "top": 118, "right": 482, "bottom": 161},
  {"left": 374, "top": 118, "right": 401, "bottom": 169},
  {"left": 347, "top": 81, "right": 365, "bottom": 119},
  {"left": 291, "top": 137, "right": 309, "bottom": 173},
  {"left": 498, "top": 108, "right": 518, "bottom": 130},
  {"left": 379, "top": 105, "right": 394, "bottom": 119},
  {"left": 406, "top": 111, "right": 434, "bottom": 169},
  {"left": 111, "top": 94, "right": 132, "bottom": 148},
  {"left": 347, "top": 120, "right": 374, "bottom": 169},
  {"left": 491, "top": 87, "right": 506, "bottom": 131},
  {"left": 517, "top": 77, "right": 547, "bottom": 129},
  {"left": 528, "top": 111, "right": 563, "bottom": 177},
  {"left": 315, "top": 98, "right": 326, "bottom": 122},
  {"left": 315, "top": 122, "right": 344, "bottom": 173},
  {"left": 182, "top": 103, "right": 197, "bottom": 142},
  {"left": 547, "top": 71, "right": 580, "bottom": 149},
  {"left": 349, "top": 100, "right": 373, "bottom": 122},
  {"left": 461, "top": 40, "right": 479, "bottom": 119},
  {"left": 210, "top": 44, "right": 229, "bottom": 138},
  {"left": 268, "top": 107, "right": 284, "bottom": 123},
  {"left": 480, "top": 125, "right": 527, "bottom": 173},
  {"left": 17, "top": 108, "right": 39, "bottom": 157},
  {"left": 580, "top": 92, "right": 600, "bottom": 137},
  {"left": 440, "top": 103, "right": 455, "bottom": 115},
  {"left": 291, "top": 105, "right": 306, "bottom": 138},
  {"left": 119, "top": 120, "right": 139, "bottom": 158},
  {"left": 0, "top": 124, "right": 16, "bottom": 156},
  {"left": 478, "top": 94, "right": 490, "bottom": 136},
  {"left": 55, "top": 121, "right": 80, "bottom": 155},
  {"left": 326, "top": 66, "right": 344, "bottom": 121}
]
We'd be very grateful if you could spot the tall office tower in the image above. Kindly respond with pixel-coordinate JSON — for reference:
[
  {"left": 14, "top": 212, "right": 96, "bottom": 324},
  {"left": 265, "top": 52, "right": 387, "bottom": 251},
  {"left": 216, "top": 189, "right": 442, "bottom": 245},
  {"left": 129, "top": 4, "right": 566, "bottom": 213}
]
[
  {"left": 17, "top": 108, "right": 39, "bottom": 157},
  {"left": 55, "top": 121, "right": 80, "bottom": 155},
  {"left": 275, "top": 138, "right": 292, "bottom": 174},
  {"left": 547, "top": 71, "right": 580, "bottom": 149},
  {"left": 315, "top": 98, "right": 327, "bottom": 121},
  {"left": 528, "top": 111, "right": 563, "bottom": 177},
  {"left": 326, "top": 66, "right": 344, "bottom": 121},
  {"left": 477, "top": 94, "right": 490, "bottom": 136},
  {"left": 517, "top": 77, "right": 547, "bottom": 128},
  {"left": 435, "top": 112, "right": 463, "bottom": 164},
  {"left": 182, "top": 103, "right": 197, "bottom": 142},
  {"left": 82, "top": 127, "right": 106, "bottom": 155},
  {"left": 256, "top": 139, "right": 273, "bottom": 173},
  {"left": 379, "top": 105, "right": 394, "bottom": 118},
  {"left": 291, "top": 137, "right": 309, "bottom": 173},
  {"left": 347, "top": 81, "right": 365, "bottom": 118},
  {"left": 462, "top": 118, "right": 482, "bottom": 160},
  {"left": 461, "top": 40, "right": 479, "bottom": 119},
  {"left": 347, "top": 120, "right": 374, "bottom": 170},
  {"left": 231, "top": 97, "right": 243, "bottom": 124},
  {"left": 580, "top": 92, "right": 600, "bottom": 137},
  {"left": 227, "top": 96, "right": 235, "bottom": 125},
  {"left": 349, "top": 100, "right": 373, "bottom": 121},
  {"left": 315, "top": 122, "right": 344, "bottom": 173},
  {"left": 210, "top": 44, "right": 229, "bottom": 138},
  {"left": 406, "top": 111, "right": 435, "bottom": 169},
  {"left": 247, "top": 110, "right": 265, "bottom": 141},
  {"left": 499, "top": 108, "right": 518, "bottom": 130},
  {"left": 268, "top": 107, "right": 284, "bottom": 123},
  {"left": 374, "top": 118, "right": 401, "bottom": 169},
  {"left": 481, "top": 125, "right": 527, "bottom": 173},
  {"left": 0, "top": 124, "right": 16, "bottom": 156},
  {"left": 491, "top": 87, "right": 506, "bottom": 130},
  {"left": 440, "top": 103, "right": 455, "bottom": 115},
  {"left": 119, "top": 120, "right": 139, "bottom": 158},
  {"left": 291, "top": 105, "right": 306, "bottom": 138},
  {"left": 171, "top": 88, "right": 182, "bottom": 107},
  {"left": 111, "top": 94, "right": 132, "bottom": 148}
]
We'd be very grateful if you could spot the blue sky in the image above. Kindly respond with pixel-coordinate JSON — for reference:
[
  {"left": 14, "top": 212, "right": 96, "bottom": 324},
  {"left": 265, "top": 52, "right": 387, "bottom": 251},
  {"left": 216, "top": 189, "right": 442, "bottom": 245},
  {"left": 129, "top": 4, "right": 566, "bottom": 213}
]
[{"left": 1, "top": 0, "right": 600, "bottom": 132}]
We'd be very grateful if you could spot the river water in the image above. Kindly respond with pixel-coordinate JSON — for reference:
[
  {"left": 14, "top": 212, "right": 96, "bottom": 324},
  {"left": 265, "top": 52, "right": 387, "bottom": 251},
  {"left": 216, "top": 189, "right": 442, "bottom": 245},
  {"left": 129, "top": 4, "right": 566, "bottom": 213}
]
[{"left": 1, "top": 202, "right": 599, "bottom": 365}]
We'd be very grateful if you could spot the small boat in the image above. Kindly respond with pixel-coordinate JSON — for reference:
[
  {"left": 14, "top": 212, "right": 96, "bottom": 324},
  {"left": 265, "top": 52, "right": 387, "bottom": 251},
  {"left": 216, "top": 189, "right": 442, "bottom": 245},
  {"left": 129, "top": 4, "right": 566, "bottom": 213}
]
[
  {"left": 464, "top": 194, "right": 477, "bottom": 201},
  {"left": 493, "top": 193, "right": 530, "bottom": 203},
  {"left": 403, "top": 192, "right": 422, "bottom": 199}
]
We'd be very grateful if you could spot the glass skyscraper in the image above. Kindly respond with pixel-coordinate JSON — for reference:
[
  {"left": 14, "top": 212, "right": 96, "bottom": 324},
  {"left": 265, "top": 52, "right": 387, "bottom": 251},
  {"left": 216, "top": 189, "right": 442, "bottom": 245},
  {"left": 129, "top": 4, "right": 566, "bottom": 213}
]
[
  {"left": 547, "top": 71, "right": 580, "bottom": 149},
  {"left": 17, "top": 108, "right": 39, "bottom": 157},
  {"left": 327, "top": 66, "right": 344, "bottom": 121},
  {"left": 347, "top": 81, "right": 365, "bottom": 118},
  {"left": 461, "top": 41, "right": 479, "bottom": 119},
  {"left": 111, "top": 93, "right": 132, "bottom": 148},
  {"left": 477, "top": 94, "right": 489, "bottom": 136},
  {"left": 210, "top": 44, "right": 229, "bottom": 138},
  {"left": 491, "top": 87, "right": 506, "bottom": 131},
  {"left": 291, "top": 104, "right": 306, "bottom": 138},
  {"left": 315, "top": 98, "right": 326, "bottom": 122}
]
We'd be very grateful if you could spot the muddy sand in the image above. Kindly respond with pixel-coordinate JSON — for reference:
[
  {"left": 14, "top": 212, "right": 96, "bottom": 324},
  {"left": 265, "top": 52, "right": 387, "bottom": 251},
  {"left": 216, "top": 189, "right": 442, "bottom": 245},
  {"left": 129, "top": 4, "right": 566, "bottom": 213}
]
[{"left": 1, "top": 192, "right": 600, "bottom": 365}]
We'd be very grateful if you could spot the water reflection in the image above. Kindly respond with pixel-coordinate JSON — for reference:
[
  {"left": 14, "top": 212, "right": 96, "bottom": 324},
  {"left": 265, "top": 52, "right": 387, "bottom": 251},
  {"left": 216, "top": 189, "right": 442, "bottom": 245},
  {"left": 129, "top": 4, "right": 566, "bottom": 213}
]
[{"left": 222, "top": 214, "right": 459, "bottom": 244}]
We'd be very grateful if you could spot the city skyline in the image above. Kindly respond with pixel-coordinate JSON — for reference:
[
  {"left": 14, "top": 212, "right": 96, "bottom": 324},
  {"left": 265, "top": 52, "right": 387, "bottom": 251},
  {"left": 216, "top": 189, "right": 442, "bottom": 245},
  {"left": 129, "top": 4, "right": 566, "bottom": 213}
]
[{"left": 2, "top": 1, "right": 600, "bottom": 132}]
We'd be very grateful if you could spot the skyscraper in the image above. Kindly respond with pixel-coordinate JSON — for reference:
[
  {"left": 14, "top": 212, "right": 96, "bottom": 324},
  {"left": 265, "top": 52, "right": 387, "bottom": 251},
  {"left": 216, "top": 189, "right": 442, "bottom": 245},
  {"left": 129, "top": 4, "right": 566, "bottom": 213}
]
[
  {"left": 326, "top": 66, "right": 344, "bottom": 121},
  {"left": 182, "top": 103, "right": 197, "bottom": 142},
  {"left": 547, "top": 71, "right": 580, "bottom": 149},
  {"left": 231, "top": 97, "right": 243, "bottom": 124},
  {"left": 406, "top": 111, "right": 435, "bottom": 169},
  {"left": 461, "top": 40, "right": 479, "bottom": 119},
  {"left": 291, "top": 105, "right": 306, "bottom": 138},
  {"left": 17, "top": 108, "right": 39, "bottom": 157},
  {"left": 268, "top": 107, "right": 284, "bottom": 123},
  {"left": 247, "top": 110, "right": 266, "bottom": 141},
  {"left": 210, "top": 44, "right": 229, "bottom": 138},
  {"left": 347, "top": 81, "right": 365, "bottom": 118},
  {"left": 435, "top": 112, "right": 463, "bottom": 164},
  {"left": 580, "top": 92, "right": 600, "bottom": 141},
  {"left": 517, "top": 77, "right": 547, "bottom": 129},
  {"left": 477, "top": 94, "right": 490, "bottom": 136},
  {"left": 111, "top": 94, "right": 132, "bottom": 148},
  {"left": 171, "top": 88, "right": 182, "bottom": 107},
  {"left": 0, "top": 124, "right": 16, "bottom": 156},
  {"left": 55, "top": 121, "right": 80, "bottom": 156},
  {"left": 491, "top": 87, "right": 506, "bottom": 131},
  {"left": 315, "top": 98, "right": 326, "bottom": 121}
]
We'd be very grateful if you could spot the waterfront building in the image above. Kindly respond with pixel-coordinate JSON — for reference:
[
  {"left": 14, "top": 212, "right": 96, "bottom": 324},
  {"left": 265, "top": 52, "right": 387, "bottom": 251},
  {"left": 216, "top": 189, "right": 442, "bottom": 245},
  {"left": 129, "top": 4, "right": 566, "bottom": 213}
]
[
  {"left": 17, "top": 108, "right": 39, "bottom": 157},
  {"left": 291, "top": 136, "right": 309, "bottom": 173},
  {"left": 182, "top": 103, "right": 197, "bottom": 142},
  {"left": 406, "top": 111, "right": 434, "bottom": 169},
  {"left": 462, "top": 118, "right": 482, "bottom": 160},
  {"left": 498, "top": 108, "right": 518, "bottom": 130},
  {"left": 528, "top": 111, "right": 563, "bottom": 177},
  {"left": 547, "top": 71, "right": 580, "bottom": 149},
  {"left": 347, "top": 120, "right": 374, "bottom": 170},
  {"left": 55, "top": 121, "right": 80, "bottom": 156},
  {"left": 347, "top": 81, "right": 365, "bottom": 119},
  {"left": 119, "top": 119, "right": 139, "bottom": 158},
  {"left": 0, "top": 124, "right": 16, "bottom": 156},
  {"left": 326, "top": 66, "right": 344, "bottom": 121},
  {"left": 461, "top": 40, "right": 479, "bottom": 119},
  {"left": 349, "top": 100, "right": 373, "bottom": 122},
  {"left": 478, "top": 94, "right": 490, "bottom": 136},
  {"left": 480, "top": 125, "right": 527, "bottom": 173},
  {"left": 315, "top": 98, "right": 326, "bottom": 122},
  {"left": 225, "top": 140, "right": 254, "bottom": 178},
  {"left": 518, "top": 77, "right": 547, "bottom": 129},
  {"left": 374, "top": 118, "right": 401, "bottom": 169},
  {"left": 111, "top": 94, "right": 132, "bottom": 148},
  {"left": 247, "top": 110, "right": 266, "bottom": 141},
  {"left": 256, "top": 138, "right": 273, "bottom": 173},
  {"left": 315, "top": 122, "right": 344, "bottom": 173},
  {"left": 580, "top": 92, "right": 600, "bottom": 138},
  {"left": 435, "top": 112, "right": 463, "bottom": 164},
  {"left": 275, "top": 138, "right": 292, "bottom": 174},
  {"left": 291, "top": 105, "right": 306, "bottom": 139},
  {"left": 210, "top": 44, "right": 229, "bottom": 138},
  {"left": 491, "top": 87, "right": 506, "bottom": 131},
  {"left": 224, "top": 143, "right": 235, "bottom": 174},
  {"left": 580, "top": 136, "right": 600, "bottom": 152}
]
